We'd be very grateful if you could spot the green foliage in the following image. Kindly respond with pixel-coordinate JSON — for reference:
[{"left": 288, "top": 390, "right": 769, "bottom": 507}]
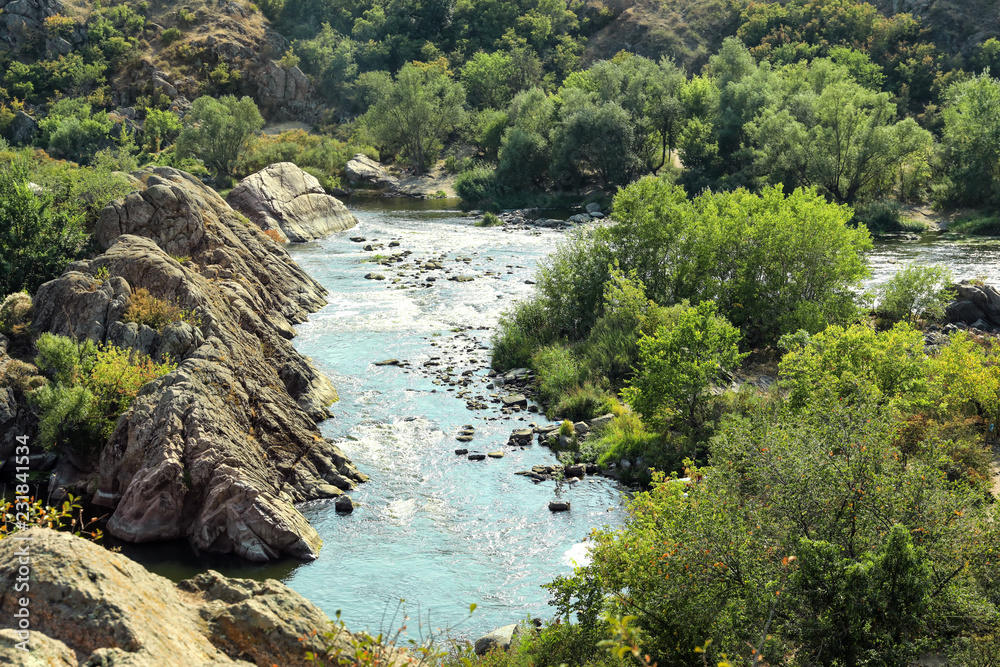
[
  {"left": 524, "top": 177, "right": 870, "bottom": 350},
  {"left": 778, "top": 322, "right": 928, "bottom": 412},
  {"left": 37, "top": 98, "right": 115, "bottom": 165},
  {"left": 582, "top": 271, "right": 672, "bottom": 389},
  {"left": 461, "top": 51, "right": 518, "bottom": 110},
  {"left": 0, "top": 156, "right": 87, "bottom": 296},
  {"left": 31, "top": 334, "right": 176, "bottom": 453},
  {"left": 455, "top": 164, "right": 507, "bottom": 207},
  {"left": 476, "top": 211, "right": 502, "bottom": 227},
  {"left": 876, "top": 263, "right": 954, "bottom": 325},
  {"left": 940, "top": 74, "right": 1000, "bottom": 207},
  {"left": 160, "top": 27, "right": 183, "bottom": 45},
  {"left": 491, "top": 297, "right": 556, "bottom": 371},
  {"left": 143, "top": 109, "right": 182, "bottom": 152},
  {"left": 532, "top": 343, "right": 583, "bottom": 406},
  {"left": 554, "top": 396, "right": 1000, "bottom": 666},
  {"left": 362, "top": 61, "right": 466, "bottom": 173},
  {"left": 552, "top": 382, "right": 615, "bottom": 422},
  {"left": 176, "top": 95, "right": 265, "bottom": 180},
  {"left": 622, "top": 301, "right": 746, "bottom": 432}
]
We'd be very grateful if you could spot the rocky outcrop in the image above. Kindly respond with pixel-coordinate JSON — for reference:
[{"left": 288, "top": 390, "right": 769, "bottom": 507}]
[
  {"left": 30, "top": 167, "right": 366, "bottom": 561},
  {"left": 255, "top": 60, "right": 311, "bottom": 114},
  {"left": 227, "top": 162, "right": 357, "bottom": 243},
  {"left": 345, "top": 154, "right": 399, "bottom": 190},
  {"left": 944, "top": 281, "right": 1000, "bottom": 331},
  {"left": 0, "top": 528, "right": 371, "bottom": 666}
]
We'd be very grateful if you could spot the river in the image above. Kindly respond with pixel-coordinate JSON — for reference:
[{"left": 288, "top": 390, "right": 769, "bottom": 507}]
[{"left": 126, "top": 212, "right": 1000, "bottom": 642}]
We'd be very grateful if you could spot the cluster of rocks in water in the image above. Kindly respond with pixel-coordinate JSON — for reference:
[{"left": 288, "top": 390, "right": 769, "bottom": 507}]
[{"left": 474, "top": 201, "right": 607, "bottom": 231}]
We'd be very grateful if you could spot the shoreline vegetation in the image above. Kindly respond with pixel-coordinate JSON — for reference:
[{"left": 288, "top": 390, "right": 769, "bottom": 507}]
[{"left": 3, "top": 0, "right": 1000, "bottom": 663}]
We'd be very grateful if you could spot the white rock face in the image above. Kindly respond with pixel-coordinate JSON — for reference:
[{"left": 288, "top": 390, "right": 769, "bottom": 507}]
[
  {"left": 345, "top": 153, "right": 399, "bottom": 189},
  {"left": 227, "top": 162, "right": 357, "bottom": 242}
]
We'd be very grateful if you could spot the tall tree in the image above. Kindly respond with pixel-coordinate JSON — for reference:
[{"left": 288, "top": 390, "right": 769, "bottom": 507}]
[
  {"left": 363, "top": 60, "right": 466, "bottom": 173},
  {"left": 176, "top": 96, "right": 264, "bottom": 181}
]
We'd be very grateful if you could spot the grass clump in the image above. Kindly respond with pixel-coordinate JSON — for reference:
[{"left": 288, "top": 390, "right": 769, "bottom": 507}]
[
  {"left": 122, "top": 288, "right": 200, "bottom": 331},
  {"left": 476, "top": 211, "right": 502, "bottom": 227},
  {"left": 949, "top": 212, "right": 1000, "bottom": 235}
]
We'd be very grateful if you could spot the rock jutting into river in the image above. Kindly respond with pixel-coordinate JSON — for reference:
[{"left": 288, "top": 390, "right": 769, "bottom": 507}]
[
  {"left": 0, "top": 528, "right": 401, "bottom": 666},
  {"left": 227, "top": 162, "right": 358, "bottom": 242},
  {"left": 30, "top": 166, "right": 368, "bottom": 561}
]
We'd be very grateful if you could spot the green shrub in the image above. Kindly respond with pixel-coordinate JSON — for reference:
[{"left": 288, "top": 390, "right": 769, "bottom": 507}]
[
  {"left": 31, "top": 334, "right": 176, "bottom": 452},
  {"left": 852, "top": 198, "right": 903, "bottom": 233},
  {"left": 552, "top": 382, "right": 615, "bottom": 422},
  {"left": 491, "top": 297, "right": 557, "bottom": 371},
  {"left": 476, "top": 211, "right": 502, "bottom": 227},
  {"left": 583, "top": 272, "right": 674, "bottom": 389},
  {"left": 876, "top": 263, "right": 954, "bottom": 324},
  {"left": 533, "top": 344, "right": 583, "bottom": 406},
  {"left": 122, "top": 288, "right": 200, "bottom": 331},
  {"left": 455, "top": 165, "right": 507, "bottom": 207},
  {"left": 778, "top": 322, "right": 929, "bottom": 412},
  {"left": 622, "top": 301, "right": 746, "bottom": 432},
  {"left": 160, "top": 27, "right": 182, "bottom": 45}
]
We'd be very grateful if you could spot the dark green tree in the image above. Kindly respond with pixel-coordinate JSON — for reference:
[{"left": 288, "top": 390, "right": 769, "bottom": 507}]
[{"left": 0, "top": 157, "right": 88, "bottom": 295}]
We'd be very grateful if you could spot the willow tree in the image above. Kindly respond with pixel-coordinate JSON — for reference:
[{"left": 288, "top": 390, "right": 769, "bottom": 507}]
[{"left": 363, "top": 60, "right": 466, "bottom": 173}]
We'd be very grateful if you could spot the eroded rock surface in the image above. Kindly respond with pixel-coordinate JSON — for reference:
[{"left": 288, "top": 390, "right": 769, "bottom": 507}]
[
  {"left": 345, "top": 153, "right": 399, "bottom": 190},
  {"left": 227, "top": 162, "right": 357, "bottom": 243},
  {"left": 0, "top": 528, "right": 365, "bottom": 666},
  {"left": 30, "top": 167, "right": 366, "bottom": 561}
]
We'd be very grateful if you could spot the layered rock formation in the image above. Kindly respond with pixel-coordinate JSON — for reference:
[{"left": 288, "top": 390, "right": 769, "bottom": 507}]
[
  {"left": 0, "top": 528, "right": 370, "bottom": 666},
  {"left": 30, "top": 166, "right": 366, "bottom": 561},
  {"left": 227, "top": 162, "right": 357, "bottom": 243}
]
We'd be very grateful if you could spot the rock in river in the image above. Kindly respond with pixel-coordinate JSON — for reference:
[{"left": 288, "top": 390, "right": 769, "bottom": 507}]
[{"left": 227, "top": 162, "right": 357, "bottom": 242}]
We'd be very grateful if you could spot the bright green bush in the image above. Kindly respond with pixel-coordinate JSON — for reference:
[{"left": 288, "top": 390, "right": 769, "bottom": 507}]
[
  {"left": 876, "top": 263, "right": 954, "bottom": 324},
  {"left": 455, "top": 165, "right": 507, "bottom": 207},
  {"left": 778, "top": 322, "right": 928, "bottom": 412},
  {"left": 551, "top": 397, "right": 998, "bottom": 666},
  {"left": 552, "top": 382, "right": 615, "bottom": 422},
  {"left": 532, "top": 344, "right": 583, "bottom": 406},
  {"left": 0, "top": 157, "right": 87, "bottom": 296},
  {"left": 622, "top": 301, "right": 746, "bottom": 432},
  {"left": 160, "top": 27, "right": 182, "bottom": 45},
  {"left": 491, "top": 297, "right": 557, "bottom": 371},
  {"left": 31, "top": 334, "right": 176, "bottom": 452}
]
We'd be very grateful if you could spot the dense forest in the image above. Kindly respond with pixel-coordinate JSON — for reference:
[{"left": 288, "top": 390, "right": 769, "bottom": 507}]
[{"left": 4, "top": 0, "right": 1000, "bottom": 664}]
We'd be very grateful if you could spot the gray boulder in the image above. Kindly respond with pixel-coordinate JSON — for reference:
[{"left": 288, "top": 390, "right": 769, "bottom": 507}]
[
  {"left": 474, "top": 624, "right": 520, "bottom": 656},
  {"left": 0, "top": 528, "right": 386, "bottom": 666},
  {"left": 8, "top": 111, "right": 37, "bottom": 145},
  {"left": 227, "top": 162, "right": 357, "bottom": 242},
  {"left": 41, "top": 167, "right": 370, "bottom": 561},
  {"left": 345, "top": 153, "right": 399, "bottom": 189}
]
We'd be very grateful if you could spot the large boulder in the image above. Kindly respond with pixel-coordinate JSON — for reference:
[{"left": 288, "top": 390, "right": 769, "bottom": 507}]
[
  {"left": 31, "top": 167, "right": 367, "bottom": 561},
  {"left": 345, "top": 153, "right": 399, "bottom": 190},
  {"left": 945, "top": 281, "right": 1000, "bottom": 328},
  {"left": 227, "top": 162, "right": 357, "bottom": 242},
  {"left": 0, "top": 528, "right": 374, "bottom": 666}
]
